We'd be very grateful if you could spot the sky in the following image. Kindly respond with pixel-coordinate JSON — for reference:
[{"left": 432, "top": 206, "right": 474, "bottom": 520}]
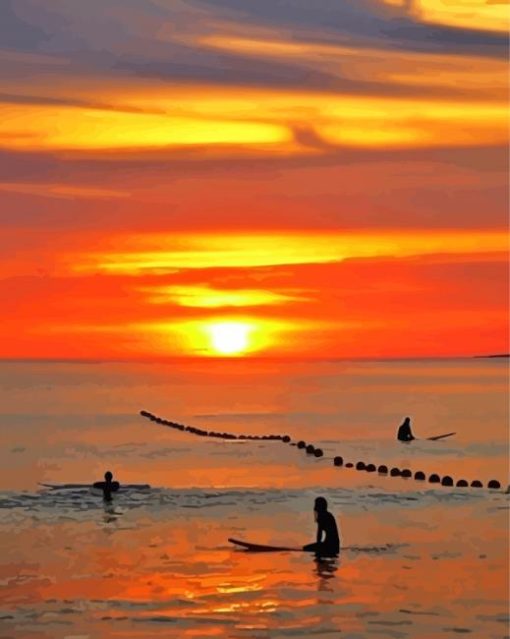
[{"left": 0, "top": 0, "right": 508, "bottom": 359}]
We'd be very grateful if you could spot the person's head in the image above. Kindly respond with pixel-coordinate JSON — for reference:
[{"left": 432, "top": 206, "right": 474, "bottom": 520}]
[
  {"left": 404, "top": 417, "right": 410, "bottom": 424},
  {"left": 104, "top": 471, "right": 113, "bottom": 482},
  {"left": 314, "top": 496, "right": 328, "bottom": 514}
]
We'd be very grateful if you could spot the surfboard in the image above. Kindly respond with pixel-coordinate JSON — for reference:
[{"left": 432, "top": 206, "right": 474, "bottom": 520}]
[
  {"left": 39, "top": 482, "right": 150, "bottom": 490},
  {"left": 92, "top": 481, "right": 120, "bottom": 491},
  {"left": 228, "top": 537, "right": 302, "bottom": 552},
  {"left": 427, "top": 432, "right": 456, "bottom": 441}
]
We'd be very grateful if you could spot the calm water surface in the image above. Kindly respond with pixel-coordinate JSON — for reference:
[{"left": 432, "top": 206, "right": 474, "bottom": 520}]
[{"left": 0, "top": 359, "right": 508, "bottom": 638}]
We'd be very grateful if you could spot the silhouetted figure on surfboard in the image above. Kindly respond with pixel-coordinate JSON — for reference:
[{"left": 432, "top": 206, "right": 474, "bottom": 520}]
[
  {"left": 93, "top": 471, "right": 119, "bottom": 501},
  {"left": 397, "top": 416, "right": 415, "bottom": 442},
  {"left": 303, "top": 497, "right": 340, "bottom": 557}
]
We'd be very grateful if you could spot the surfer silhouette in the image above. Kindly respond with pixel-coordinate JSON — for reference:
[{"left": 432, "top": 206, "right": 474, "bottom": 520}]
[
  {"left": 397, "top": 416, "right": 415, "bottom": 442},
  {"left": 303, "top": 497, "right": 340, "bottom": 556},
  {"left": 93, "top": 471, "right": 119, "bottom": 501}
]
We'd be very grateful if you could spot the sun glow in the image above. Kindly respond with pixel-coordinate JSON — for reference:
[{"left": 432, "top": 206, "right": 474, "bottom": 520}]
[{"left": 208, "top": 322, "right": 252, "bottom": 356}]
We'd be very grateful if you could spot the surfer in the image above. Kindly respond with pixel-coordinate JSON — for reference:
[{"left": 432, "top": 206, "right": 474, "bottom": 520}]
[
  {"left": 397, "top": 416, "right": 415, "bottom": 442},
  {"left": 303, "top": 497, "right": 340, "bottom": 556},
  {"left": 93, "top": 471, "right": 118, "bottom": 501}
]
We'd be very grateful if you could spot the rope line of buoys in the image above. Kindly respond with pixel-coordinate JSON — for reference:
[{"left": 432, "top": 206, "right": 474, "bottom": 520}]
[
  {"left": 292, "top": 438, "right": 503, "bottom": 490},
  {"left": 140, "top": 411, "right": 504, "bottom": 491},
  {"left": 140, "top": 410, "right": 291, "bottom": 442}
]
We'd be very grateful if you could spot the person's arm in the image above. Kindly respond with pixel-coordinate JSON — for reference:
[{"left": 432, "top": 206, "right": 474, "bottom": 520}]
[{"left": 316, "top": 521, "right": 324, "bottom": 544}]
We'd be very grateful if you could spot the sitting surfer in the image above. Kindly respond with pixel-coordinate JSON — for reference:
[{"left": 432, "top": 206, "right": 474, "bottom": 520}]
[
  {"left": 93, "top": 471, "right": 119, "bottom": 501},
  {"left": 397, "top": 416, "right": 415, "bottom": 442},
  {"left": 303, "top": 497, "right": 340, "bottom": 556}
]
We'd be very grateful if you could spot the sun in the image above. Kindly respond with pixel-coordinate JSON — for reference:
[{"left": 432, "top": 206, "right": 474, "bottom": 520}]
[{"left": 208, "top": 321, "right": 251, "bottom": 355}]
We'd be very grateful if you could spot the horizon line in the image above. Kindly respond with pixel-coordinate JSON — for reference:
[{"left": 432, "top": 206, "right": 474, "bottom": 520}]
[{"left": 0, "top": 353, "right": 508, "bottom": 365}]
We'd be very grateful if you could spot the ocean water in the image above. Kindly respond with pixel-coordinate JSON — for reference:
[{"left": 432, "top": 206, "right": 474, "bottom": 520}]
[{"left": 0, "top": 358, "right": 508, "bottom": 638}]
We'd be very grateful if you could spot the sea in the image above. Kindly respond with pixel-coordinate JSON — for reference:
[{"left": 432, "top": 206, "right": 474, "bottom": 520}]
[{"left": 0, "top": 358, "right": 508, "bottom": 639}]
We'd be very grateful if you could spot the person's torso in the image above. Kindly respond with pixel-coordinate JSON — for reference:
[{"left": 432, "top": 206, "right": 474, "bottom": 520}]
[{"left": 320, "top": 512, "right": 340, "bottom": 545}]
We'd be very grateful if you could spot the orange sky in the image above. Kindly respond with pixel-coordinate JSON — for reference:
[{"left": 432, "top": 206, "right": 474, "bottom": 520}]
[{"left": 0, "top": 0, "right": 508, "bottom": 359}]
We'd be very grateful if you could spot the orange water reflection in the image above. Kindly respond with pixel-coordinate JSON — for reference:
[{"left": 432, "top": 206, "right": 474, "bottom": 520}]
[{"left": 1, "top": 493, "right": 507, "bottom": 638}]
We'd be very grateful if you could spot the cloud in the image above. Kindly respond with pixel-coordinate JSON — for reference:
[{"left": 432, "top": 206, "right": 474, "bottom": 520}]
[
  {"left": 69, "top": 230, "right": 508, "bottom": 275},
  {"left": 194, "top": 0, "right": 508, "bottom": 56},
  {"left": 0, "top": 182, "right": 129, "bottom": 200},
  {"left": 138, "top": 284, "right": 310, "bottom": 307}
]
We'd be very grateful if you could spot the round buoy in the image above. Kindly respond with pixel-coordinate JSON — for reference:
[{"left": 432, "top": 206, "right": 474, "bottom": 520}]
[
  {"left": 429, "top": 474, "right": 440, "bottom": 484},
  {"left": 345, "top": 462, "right": 354, "bottom": 468},
  {"left": 356, "top": 461, "right": 366, "bottom": 470},
  {"left": 314, "top": 448, "right": 324, "bottom": 458},
  {"left": 471, "top": 480, "right": 483, "bottom": 488},
  {"left": 306, "top": 444, "right": 315, "bottom": 454},
  {"left": 401, "top": 469, "right": 412, "bottom": 478},
  {"left": 441, "top": 476, "right": 453, "bottom": 486},
  {"left": 333, "top": 456, "right": 343, "bottom": 466},
  {"left": 390, "top": 467, "right": 401, "bottom": 477},
  {"left": 378, "top": 465, "right": 388, "bottom": 474},
  {"left": 414, "top": 471, "right": 426, "bottom": 481},
  {"left": 488, "top": 479, "right": 501, "bottom": 489},
  {"left": 282, "top": 435, "right": 291, "bottom": 443},
  {"left": 366, "top": 463, "right": 376, "bottom": 472},
  {"left": 297, "top": 441, "right": 306, "bottom": 449},
  {"left": 456, "top": 479, "right": 468, "bottom": 487}
]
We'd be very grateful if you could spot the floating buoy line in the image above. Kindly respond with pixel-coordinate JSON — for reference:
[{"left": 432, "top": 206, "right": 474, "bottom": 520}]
[
  {"left": 140, "top": 411, "right": 505, "bottom": 491},
  {"left": 140, "top": 410, "right": 291, "bottom": 442}
]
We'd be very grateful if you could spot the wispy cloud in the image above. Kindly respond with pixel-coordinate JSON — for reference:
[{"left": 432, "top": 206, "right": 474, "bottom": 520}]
[
  {"left": 138, "top": 284, "right": 310, "bottom": 307},
  {"left": 70, "top": 231, "right": 508, "bottom": 274}
]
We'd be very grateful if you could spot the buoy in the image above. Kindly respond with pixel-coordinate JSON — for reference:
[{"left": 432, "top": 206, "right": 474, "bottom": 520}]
[
  {"left": 356, "top": 461, "right": 366, "bottom": 470},
  {"left": 306, "top": 444, "right": 315, "bottom": 454},
  {"left": 297, "top": 441, "right": 306, "bottom": 449},
  {"left": 345, "top": 462, "right": 354, "bottom": 468},
  {"left": 314, "top": 448, "right": 324, "bottom": 458},
  {"left": 414, "top": 471, "right": 426, "bottom": 480},
  {"left": 333, "top": 456, "right": 343, "bottom": 466},
  {"left": 390, "top": 467, "right": 400, "bottom": 477},
  {"left": 282, "top": 435, "right": 291, "bottom": 443},
  {"left": 378, "top": 465, "right": 388, "bottom": 474},
  {"left": 366, "top": 463, "right": 376, "bottom": 472},
  {"left": 488, "top": 479, "right": 501, "bottom": 489},
  {"left": 471, "top": 480, "right": 483, "bottom": 488},
  {"left": 429, "top": 474, "right": 440, "bottom": 483},
  {"left": 441, "top": 475, "right": 453, "bottom": 486},
  {"left": 456, "top": 479, "right": 468, "bottom": 487},
  {"left": 401, "top": 469, "right": 412, "bottom": 478}
]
